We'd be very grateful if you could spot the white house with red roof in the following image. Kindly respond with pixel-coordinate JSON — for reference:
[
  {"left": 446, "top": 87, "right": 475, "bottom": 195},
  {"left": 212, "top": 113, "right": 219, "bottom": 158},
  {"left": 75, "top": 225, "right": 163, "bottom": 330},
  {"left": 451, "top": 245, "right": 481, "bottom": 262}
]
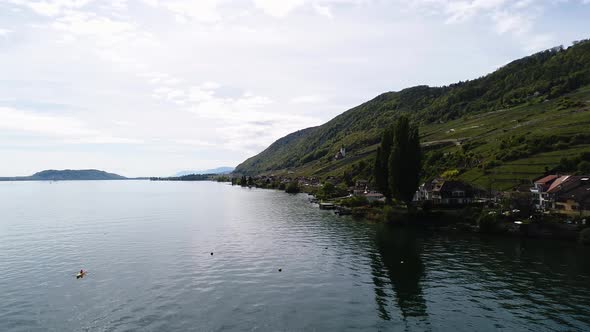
[
  {"left": 532, "top": 174, "right": 590, "bottom": 216},
  {"left": 531, "top": 174, "right": 560, "bottom": 211}
]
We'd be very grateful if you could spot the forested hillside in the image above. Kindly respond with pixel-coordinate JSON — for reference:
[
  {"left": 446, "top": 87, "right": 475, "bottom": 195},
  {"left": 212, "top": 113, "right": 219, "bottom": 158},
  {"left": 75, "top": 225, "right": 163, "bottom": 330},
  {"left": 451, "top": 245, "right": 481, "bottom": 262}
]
[
  {"left": 235, "top": 40, "right": 590, "bottom": 190},
  {"left": 0, "top": 169, "right": 127, "bottom": 181}
]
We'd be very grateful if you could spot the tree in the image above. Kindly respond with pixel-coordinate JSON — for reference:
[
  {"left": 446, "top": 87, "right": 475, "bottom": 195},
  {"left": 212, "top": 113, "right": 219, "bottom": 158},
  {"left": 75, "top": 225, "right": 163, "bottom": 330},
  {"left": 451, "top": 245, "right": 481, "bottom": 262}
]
[
  {"left": 578, "top": 161, "right": 590, "bottom": 174},
  {"left": 319, "top": 182, "right": 336, "bottom": 199},
  {"left": 285, "top": 182, "right": 300, "bottom": 194},
  {"left": 388, "top": 116, "right": 422, "bottom": 208},
  {"left": 374, "top": 126, "right": 394, "bottom": 199},
  {"left": 239, "top": 176, "right": 248, "bottom": 186}
]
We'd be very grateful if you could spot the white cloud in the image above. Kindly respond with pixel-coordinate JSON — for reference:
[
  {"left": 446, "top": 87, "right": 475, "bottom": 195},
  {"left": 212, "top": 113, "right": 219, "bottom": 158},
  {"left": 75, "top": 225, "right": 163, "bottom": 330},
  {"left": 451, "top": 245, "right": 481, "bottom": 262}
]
[
  {"left": 290, "top": 95, "right": 327, "bottom": 104},
  {"left": 141, "top": 0, "right": 222, "bottom": 23},
  {"left": 441, "top": 0, "right": 509, "bottom": 23},
  {"left": 173, "top": 139, "right": 217, "bottom": 148},
  {"left": 407, "top": 0, "right": 557, "bottom": 51},
  {"left": 253, "top": 0, "right": 306, "bottom": 17},
  {"left": 491, "top": 10, "right": 532, "bottom": 35},
  {"left": 0, "top": 107, "right": 142, "bottom": 144},
  {"left": 0, "top": 106, "right": 97, "bottom": 137},
  {"left": 313, "top": 2, "right": 333, "bottom": 18},
  {"left": 0, "top": 0, "right": 587, "bottom": 175},
  {"left": 8, "top": 0, "right": 94, "bottom": 16},
  {"left": 0, "top": 28, "right": 12, "bottom": 36}
]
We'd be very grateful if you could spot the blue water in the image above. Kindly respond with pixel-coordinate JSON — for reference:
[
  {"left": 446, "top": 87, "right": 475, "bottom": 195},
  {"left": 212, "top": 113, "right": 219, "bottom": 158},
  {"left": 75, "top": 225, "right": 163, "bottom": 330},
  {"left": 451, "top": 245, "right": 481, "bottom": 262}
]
[{"left": 1, "top": 181, "right": 589, "bottom": 331}]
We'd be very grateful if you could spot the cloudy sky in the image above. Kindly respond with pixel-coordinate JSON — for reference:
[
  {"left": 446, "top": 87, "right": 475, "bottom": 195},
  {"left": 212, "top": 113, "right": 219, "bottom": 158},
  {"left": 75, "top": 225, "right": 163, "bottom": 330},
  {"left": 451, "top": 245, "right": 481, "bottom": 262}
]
[{"left": 0, "top": 0, "right": 588, "bottom": 177}]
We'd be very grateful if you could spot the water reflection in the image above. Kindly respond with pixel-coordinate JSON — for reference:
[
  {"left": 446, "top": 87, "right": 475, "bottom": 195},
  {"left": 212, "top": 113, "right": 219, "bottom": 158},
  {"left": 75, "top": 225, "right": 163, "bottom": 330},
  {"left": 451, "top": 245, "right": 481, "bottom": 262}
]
[{"left": 372, "top": 225, "right": 429, "bottom": 328}]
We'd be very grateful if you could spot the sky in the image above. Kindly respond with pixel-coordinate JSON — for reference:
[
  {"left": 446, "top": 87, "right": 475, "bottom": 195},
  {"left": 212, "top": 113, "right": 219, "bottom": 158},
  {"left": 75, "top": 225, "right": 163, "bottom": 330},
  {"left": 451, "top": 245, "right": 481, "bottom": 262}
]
[{"left": 0, "top": 0, "right": 589, "bottom": 177}]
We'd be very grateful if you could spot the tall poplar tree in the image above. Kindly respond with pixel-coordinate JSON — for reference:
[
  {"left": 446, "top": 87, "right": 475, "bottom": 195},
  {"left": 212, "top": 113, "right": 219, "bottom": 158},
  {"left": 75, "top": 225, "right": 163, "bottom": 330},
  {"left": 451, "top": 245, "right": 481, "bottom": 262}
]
[
  {"left": 388, "top": 116, "right": 422, "bottom": 208},
  {"left": 374, "top": 126, "right": 394, "bottom": 200}
]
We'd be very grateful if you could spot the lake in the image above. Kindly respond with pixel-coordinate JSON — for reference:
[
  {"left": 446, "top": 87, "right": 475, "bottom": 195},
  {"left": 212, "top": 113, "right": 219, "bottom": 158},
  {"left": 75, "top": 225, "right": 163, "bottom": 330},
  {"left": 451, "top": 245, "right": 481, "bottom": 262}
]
[{"left": 1, "top": 181, "right": 590, "bottom": 331}]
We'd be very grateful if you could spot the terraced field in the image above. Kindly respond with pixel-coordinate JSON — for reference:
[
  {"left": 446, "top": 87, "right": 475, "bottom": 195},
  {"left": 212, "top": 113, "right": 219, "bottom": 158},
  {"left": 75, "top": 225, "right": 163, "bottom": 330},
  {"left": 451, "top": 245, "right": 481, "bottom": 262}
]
[
  {"left": 235, "top": 42, "right": 590, "bottom": 190},
  {"left": 289, "top": 87, "right": 590, "bottom": 190}
]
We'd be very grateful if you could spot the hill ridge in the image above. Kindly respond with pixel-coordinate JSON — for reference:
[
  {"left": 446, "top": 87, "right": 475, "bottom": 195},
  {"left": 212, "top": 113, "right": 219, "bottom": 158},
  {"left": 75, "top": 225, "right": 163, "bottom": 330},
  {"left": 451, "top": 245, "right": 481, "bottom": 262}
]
[
  {"left": 0, "top": 169, "right": 127, "bottom": 181},
  {"left": 235, "top": 40, "right": 590, "bottom": 190}
]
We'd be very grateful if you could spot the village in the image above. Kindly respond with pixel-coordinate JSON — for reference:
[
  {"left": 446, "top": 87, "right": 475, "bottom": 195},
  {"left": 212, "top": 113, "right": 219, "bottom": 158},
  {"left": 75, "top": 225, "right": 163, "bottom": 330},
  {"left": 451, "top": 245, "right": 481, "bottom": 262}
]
[{"left": 233, "top": 172, "right": 590, "bottom": 223}]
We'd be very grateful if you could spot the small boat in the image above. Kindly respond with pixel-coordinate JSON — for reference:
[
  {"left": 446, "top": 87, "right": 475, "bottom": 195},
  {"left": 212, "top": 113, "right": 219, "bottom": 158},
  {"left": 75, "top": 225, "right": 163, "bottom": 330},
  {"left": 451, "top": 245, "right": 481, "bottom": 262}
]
[{"left": 319, "top": 203, "right": 336, "bottom": 210}]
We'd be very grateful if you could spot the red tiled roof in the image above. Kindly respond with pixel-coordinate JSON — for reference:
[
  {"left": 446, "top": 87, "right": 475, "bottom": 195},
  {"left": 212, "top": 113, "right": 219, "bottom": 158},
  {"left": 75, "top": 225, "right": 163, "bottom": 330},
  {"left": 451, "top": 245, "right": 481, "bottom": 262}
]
[
  {"left": 547, "top": 175, "right": 571, "bottom": 193},
  {"left": 534, "top": 174, "right": 558, "bottom": 185}
]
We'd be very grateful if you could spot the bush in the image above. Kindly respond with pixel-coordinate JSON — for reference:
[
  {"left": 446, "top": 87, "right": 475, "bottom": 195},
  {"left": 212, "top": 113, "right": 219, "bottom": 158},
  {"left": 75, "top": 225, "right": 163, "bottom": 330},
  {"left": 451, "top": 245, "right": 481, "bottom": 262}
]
[
  {"left": 339, "top": 196, "right": 369, "bottom": 207},
  {"left": 580, "top": 228, "right": 590, "bottom": 246},
  {"left": 478, "top": 212, "right": 500, "bottom": 233},
  {"left": 578, "top": 161, "right": 590, "bottom": 174},
  {"left": 285, "top": 182, "right": 300, "bottom": 194},
  {"left": 383, "top": 205, "right": 395, "bottom": 223}
]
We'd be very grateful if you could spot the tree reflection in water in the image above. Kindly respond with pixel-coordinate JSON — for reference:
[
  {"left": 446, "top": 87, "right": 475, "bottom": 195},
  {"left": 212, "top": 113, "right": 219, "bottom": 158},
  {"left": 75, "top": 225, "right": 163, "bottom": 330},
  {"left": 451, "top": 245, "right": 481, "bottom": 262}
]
[{"left": 371, "top": 225, "right": 430, "bottom": 329}]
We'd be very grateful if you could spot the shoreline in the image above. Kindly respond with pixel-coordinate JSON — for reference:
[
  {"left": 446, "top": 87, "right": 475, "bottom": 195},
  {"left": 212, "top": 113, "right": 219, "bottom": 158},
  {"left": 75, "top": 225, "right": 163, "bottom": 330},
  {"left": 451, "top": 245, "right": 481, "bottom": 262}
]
[{"left": 229, "top": 181, "right": 590, "bottom": 245}]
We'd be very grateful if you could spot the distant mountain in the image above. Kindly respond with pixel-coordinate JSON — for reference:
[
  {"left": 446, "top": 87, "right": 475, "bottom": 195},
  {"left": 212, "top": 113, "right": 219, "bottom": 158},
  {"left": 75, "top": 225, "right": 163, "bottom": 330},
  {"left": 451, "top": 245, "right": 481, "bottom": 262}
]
[
  {"left": 0, "top": 169, "right": 127, "bottom": 181},
  {"left": 174, "top": 167, "right": 234, "bottom": 177}
]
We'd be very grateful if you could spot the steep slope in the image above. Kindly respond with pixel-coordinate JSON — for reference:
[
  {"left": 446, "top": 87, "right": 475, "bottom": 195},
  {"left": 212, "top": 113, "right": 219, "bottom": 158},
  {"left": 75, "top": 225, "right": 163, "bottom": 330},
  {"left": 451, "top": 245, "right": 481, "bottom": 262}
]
[{"left": 235, "top": 40, "right": 590, "bottom": 190}]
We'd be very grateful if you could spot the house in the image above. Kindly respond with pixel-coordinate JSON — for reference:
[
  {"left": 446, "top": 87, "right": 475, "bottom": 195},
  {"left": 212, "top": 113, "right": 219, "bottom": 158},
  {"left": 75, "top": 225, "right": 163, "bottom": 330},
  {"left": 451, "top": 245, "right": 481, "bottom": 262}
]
[
  {"left": 530, "top": 174, "right": 559, "bottom": 210},
  {"left": 547, "top": 176, "right": 590, "bottom": 216},
  {"left": 433, "top": 180, "right": 474, "bottom": 205},
  {"left": 334, "top": 146, "right": 346, "bottom": 160},
  {"left": 353, "top": 179, "right": 368, "bottom": 196},
  {"left": 415, "top": 179, "right": 474, "bottom": 206},
  {"left": 414, "top": 178, "right": 443, "bottom": 201}
]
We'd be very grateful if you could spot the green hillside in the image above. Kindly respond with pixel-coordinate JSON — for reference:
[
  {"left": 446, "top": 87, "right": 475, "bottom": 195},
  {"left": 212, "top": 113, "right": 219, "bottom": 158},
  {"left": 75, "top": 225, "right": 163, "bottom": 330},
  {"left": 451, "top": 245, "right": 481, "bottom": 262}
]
[{"left": 235, "top": 40, "right": 590, "bottom": 191}]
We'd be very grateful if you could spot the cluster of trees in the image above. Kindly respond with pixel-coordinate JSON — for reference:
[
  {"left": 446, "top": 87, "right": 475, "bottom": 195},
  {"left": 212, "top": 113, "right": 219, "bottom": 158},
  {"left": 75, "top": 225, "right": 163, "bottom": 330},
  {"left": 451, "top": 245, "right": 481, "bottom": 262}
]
[
  {"left": 419, "top": 41, "right": 590, "bottom": 122},
  {"left": 373, "top": 116, "right": 422, "bottom": 207},
  {"left": 232, "top": 176, "right": 254, "bottom": 187},
  {"left": 556, "top": 152, "right": 590, "bottom": 174},
  {"left": 491, "top": 132, "right": 590, "bottom": 164},
  {"left": 151, "top": 174, "right": 212, "bottom": 181},
  {"left": 230, "top": 176, "right": 302, "bottom": 194},
  {"left": 421, "top": 149, "right": 483, "bottom": 179}
]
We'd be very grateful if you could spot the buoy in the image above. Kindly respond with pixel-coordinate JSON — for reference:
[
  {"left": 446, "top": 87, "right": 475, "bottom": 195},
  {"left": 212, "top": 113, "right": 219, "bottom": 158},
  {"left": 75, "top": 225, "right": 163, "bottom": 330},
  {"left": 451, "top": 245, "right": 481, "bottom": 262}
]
[{"left": 278, "top": 268, "right": 282, "bottom": 272}]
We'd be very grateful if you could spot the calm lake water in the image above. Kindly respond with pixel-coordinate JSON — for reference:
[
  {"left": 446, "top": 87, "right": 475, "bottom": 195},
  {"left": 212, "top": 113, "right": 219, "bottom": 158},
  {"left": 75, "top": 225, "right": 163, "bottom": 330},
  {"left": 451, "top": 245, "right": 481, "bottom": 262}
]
[{"left": 1, "top": 181, "right": 590, "bottom": 331}]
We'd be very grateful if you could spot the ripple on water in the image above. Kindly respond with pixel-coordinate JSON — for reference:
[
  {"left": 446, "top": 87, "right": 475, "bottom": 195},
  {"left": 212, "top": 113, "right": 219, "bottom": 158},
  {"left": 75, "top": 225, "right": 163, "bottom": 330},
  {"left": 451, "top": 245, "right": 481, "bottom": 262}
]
[{"left": 1, "top": 182, "right": 590, "bottom": 331}]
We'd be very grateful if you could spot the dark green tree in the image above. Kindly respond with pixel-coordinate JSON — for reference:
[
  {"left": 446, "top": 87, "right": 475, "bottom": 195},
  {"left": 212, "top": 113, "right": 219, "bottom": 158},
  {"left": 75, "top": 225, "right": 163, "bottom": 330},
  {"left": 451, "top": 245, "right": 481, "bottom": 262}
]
[
  {"left": 285, "top": 182, "right": 300, "bottom": 194},
  {"left": 239, "top": 175, "right": 248, "bottom": 186},
  {"left": 374, "top": 126, "right": 394, "bottom": 199},
  {"left": 388, "top": 116, "right": 422, "bottom": 208}
]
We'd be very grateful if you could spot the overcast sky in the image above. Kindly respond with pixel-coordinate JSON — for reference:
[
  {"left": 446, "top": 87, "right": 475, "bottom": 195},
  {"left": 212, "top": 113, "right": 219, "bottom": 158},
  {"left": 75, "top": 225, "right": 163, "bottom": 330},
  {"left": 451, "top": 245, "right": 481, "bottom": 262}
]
[{"left": 1, "top": 0, "right": 589, "bottom": 177}]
